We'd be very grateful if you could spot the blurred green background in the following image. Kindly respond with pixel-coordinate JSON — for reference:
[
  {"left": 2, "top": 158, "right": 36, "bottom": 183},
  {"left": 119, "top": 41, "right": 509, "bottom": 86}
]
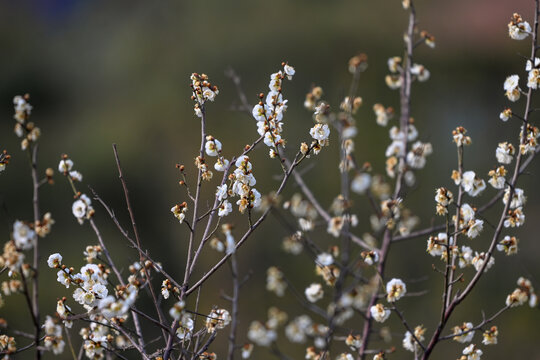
[{"left": 0, "top": 0, "right": 539, "bottom": 358}]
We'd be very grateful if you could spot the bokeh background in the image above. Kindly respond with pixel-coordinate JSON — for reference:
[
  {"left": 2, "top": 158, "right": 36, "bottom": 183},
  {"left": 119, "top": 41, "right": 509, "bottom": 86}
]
[{"left": 0, "top": 0, "right": 539, "bottom": 358}]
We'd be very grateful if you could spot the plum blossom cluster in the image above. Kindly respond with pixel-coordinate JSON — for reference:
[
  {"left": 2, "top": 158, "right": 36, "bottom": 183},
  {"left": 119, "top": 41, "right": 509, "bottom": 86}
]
[
  {"left": 58, "top": 154, "right": 83, "bottom": 182},
  {"left": 508, "top": 13, "right": 531, "bottom": 40},
  {"left": 252, "top": 63, "right": 295, "bottom": 158},
  {"left": 191, "top": 72, "right": 219, "bottom": 117},
  {"left": 12, "top": 94, "right": 40, "bottom": 151},
  {"left": 45, "top": 248, "right": 153, "bottom": 358},
  {"left": 229, "top": 155, "right": 262, "bottom": 214},
  {"left": 59, "top": 155, "right": 95, "bottom": 224},
  {"left": 385, "top": 119, "right": 431, "bottom": 185},
  {"left": 505, "top": 277, "right": 538, "bottom": 307},
  {"left": 385, "top": 55, "right": 430, "bottom": 90}
]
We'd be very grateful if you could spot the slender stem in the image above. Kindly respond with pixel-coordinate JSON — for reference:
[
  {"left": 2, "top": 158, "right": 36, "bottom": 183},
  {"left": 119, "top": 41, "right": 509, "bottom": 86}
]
[
  {"left": 113, "top": 144, "right": 163, "bottom": 347},
  {"left": 181, "top": 104, "right": 207, "bottom": 295},
  {"left": 30, "top": 144, "right": 41, "bottom": 360},
  {"left": 358, "top": 3, "right": 416, "bottom": 359},
  {"left": 226, "top": 254, "right": 240, "bottom": 360}
]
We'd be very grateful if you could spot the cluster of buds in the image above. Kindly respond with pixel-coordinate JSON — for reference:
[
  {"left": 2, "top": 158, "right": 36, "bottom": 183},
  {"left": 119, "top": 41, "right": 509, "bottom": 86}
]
[
  {"left": 508, "top": 13, "right": 531, "bottom": 40},
  {"left": 195, "top": 155, "right": 213, "bottom": 181},
  {"left": 453, "top": 126, "right": 472, "bottom": 146},
  {"left": 0, "top": 150, "right": 11, "bottom": 172},
  {"left": 420, "top": 30, "right": 436, "bottom": 48},
  {"left": 205, "top": 308, "right": 231, "bottom": 333},
  {"left": 519, "top": 123, "right": 539, "bottom": 155},
  {"left": 304, "top": 86, "right": 324, "bottom": 111},
  {"left": 171, "top": 202, "right": 188, "bottom": 223},
  {"left": 434, "top": 187, "right": 454, "bottom": 215},
  {"left": 373, "top": 103, "right": 394, "bottom": 127},
  {"left": 506, "top": 277, "right": 538, "bottom": 308},
  {"left": 266, "top": 266, "right": 287, "bottom": 297},
  {"left": 230, "top": 155, "right": 261, "bottom": 214},
  {"left": 190, "top": 73, "right": 219, "bottom": 117},
  {"left": 13, "top": 94, "right": 40, "bottom": 151}
]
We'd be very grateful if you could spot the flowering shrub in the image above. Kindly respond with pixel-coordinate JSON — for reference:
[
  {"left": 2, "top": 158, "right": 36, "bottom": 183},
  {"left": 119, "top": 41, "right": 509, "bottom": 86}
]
[{"left": 0, "top": 1, "right": 539, "bottom": 360}]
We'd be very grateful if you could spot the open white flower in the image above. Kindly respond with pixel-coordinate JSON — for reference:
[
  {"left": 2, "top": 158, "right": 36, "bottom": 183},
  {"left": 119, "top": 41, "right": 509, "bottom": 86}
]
[
  {"left": 13, "top": 220, "right": 36, "bottom": 250},
  {"left": 218, "top": 200, "right": 232, "bottom": 217},
  {"left": 386, "top": 278, "right": 407, "bottom": 302},
  {"left": 284, "top": 64, "right": 295, "bottom": 80},
  {"left": 370, "top": 304, "right": 391, "bottom": 323},
  {"left": 310, "top": 123, "right": 330, "bottom": 142},
  {"left": 205, "top": 136, "right": 222, "bottom": 157},
  {"left": 47, "top": 253, "right": 62, "bottom": 268},
  {"left": 305, "top": 283, "right": 324, "bottom": 303}
]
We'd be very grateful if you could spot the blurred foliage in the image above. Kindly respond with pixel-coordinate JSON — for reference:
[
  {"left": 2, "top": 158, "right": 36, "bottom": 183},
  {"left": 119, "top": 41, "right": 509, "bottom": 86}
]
[{"left": 0, "top": 0, "right": 539, "bottom": 358}]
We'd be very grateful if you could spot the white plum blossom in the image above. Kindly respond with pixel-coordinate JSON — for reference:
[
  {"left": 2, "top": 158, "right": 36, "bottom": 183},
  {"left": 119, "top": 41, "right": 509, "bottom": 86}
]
[
  {"left": 402, "top": 326, "right": 425, "bottom": 352},
  {"left": 47, "top": 253, "right": 62, "bottom": 268},
  {"left": 427, "top": 233, "right": 448, "bottom": 257},
  {"left": 69, "top": 170, "right": 82, "bottom": 182},
  {"left": 206, "top": 308, "right": 231, "bottom": 333},
  {"left": 72, "top": 194, "right": 93, "bottom": 224},
  {"left": 508, "top": 13, "right": 531, "bottom": 40},
  {"left": 169, "top": 300, "right": 186, "bottom": 320},
  {"left": 12, "top": 220, "right": 36, "bottom": 250},
  {"left": 496, "top": 142, "right": 515, "bottom": 164},
  {"left": 503, "top": 187, "right": 526, "bottom": 209},
  {"left": 214, "top": 157, "right": 229, "bottom": 171},
  {"left": 218, "top": 200, "right": 233, "bottom": 217},
  {"left": 176, "top": 313, "right": 194, "bottom": 340},
  {"left": 497, "top": 235, "right": 519, "bottom": 255},
  {"left": 316, "top": 253, "right": 333, "bottom": 266},
  {"left": 305, "top": 283, "right": 324, "bottom": 303},
  {"left": 216, "top": 184, "right": 228, "bottom": 201},
  {"left": 247, "top": 321, "right": 277, "bottom": 347},
  {"left": 504, "top": 207, "right": 525, "bottom": 227},
  {"left": 58, "top": 159, "right": 73, "bottom": 173},
  {"left": 411, "top": 63, "right": 430, "bottom": 82},
  {"left": 461, "top": 171, "right": 486, "bottom": 197},
  {"left": 504, "top": 74, "right": 521, "bottom": 101},
  {"left": 351, "top": 173, "right": 371, "bottom": 194},
  {"left": 453, "top": 322, "right": 475, "bottom": 343},
  {"left": 463, "top": 344, "right": 483, "bottom": 360},
  {"left": 266, "top": 267, "right": 287, "bottom": 297},
  {"left": 504, "top": 75, "right": 520, "bottom": 91},
  {"left": 285, "top": 315, "right": 312, "bottom": 343},
  {"left": 500, "top": 108, "right": 512, "bottom": 121},
  {"left": 386, "top": 278, "right": 407, "bottom": 302},
  {"left": 57, "top": 269, "right": 71, "bottom": 288},
  {"left": 171, "top": 203, "right": 188, "bottom": 223},
  {"left": 466, "top": 219, "right": 484, "bottom": 239},
  {"left": 472, "top": 252, "right": 495, "bottom": 272},
  {"left": 461, "top": 203, "right": 475, "bottom": 223},
  {"left": 310, "top": 123, "right": 330, "bottom": 142},
  {"left": 284, "top": 64, "right": 295, "bottom": 79},
  {"left": 205, "top": 136, "right": 222, "bottom": 156},
  {"left": 370, "top": 304, "right": 391, "bottom": 323}
]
